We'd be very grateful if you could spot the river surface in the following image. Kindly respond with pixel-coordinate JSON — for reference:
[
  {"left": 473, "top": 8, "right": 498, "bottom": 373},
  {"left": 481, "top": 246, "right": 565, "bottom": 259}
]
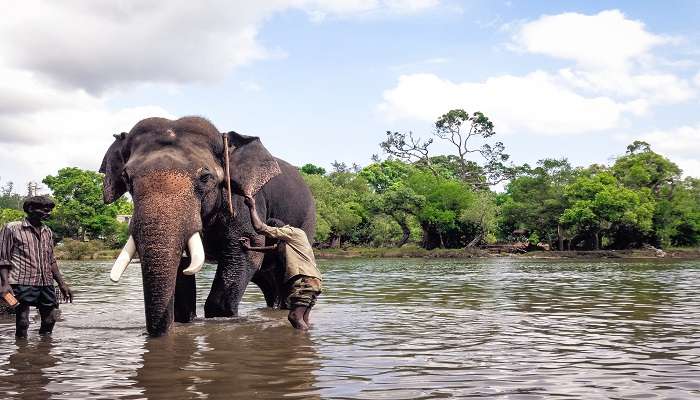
[{"left": 0, "top": 258, "right": 699, "bottom": 399}]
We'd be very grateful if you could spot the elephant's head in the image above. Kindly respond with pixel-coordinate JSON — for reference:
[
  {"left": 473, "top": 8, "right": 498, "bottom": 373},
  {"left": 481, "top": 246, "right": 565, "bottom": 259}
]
[{"left": 100, "top": 116, "right": 280, "bottom": 336}]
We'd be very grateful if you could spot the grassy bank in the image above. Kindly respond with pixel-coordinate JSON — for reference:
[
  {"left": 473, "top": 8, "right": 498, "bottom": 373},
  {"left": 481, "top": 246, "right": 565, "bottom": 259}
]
[
  {"left": 54, "top": 240, "right": 700, "bottom": 261},
  {"left": 55, "top": 239, "right": 120, "bottom": 261},
  {"left": 315, "top": 246, "right": 700, "bottom": 260}
]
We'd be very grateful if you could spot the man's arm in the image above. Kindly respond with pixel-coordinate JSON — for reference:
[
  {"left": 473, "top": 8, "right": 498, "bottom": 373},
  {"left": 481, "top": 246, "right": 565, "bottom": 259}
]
[
  {"left": 244, "top": 195, "right": 269, "bottom": 233},
  {"left": 51, "top": 260, "right": 73, "bottom": 303},
  {"left": 0, "top": 266, "right": 12, "bottom": 296},
  {"left": 239, "top": 237, "right": 278, "bottom": 253},
  {"left": 0, "top": 225, "right": 14, "bottom": 296}
]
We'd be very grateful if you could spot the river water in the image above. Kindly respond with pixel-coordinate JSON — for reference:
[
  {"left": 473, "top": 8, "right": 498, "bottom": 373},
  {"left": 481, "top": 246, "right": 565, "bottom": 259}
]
[{"left": 0, "top": 258, "right": 699, "bottom": 399}]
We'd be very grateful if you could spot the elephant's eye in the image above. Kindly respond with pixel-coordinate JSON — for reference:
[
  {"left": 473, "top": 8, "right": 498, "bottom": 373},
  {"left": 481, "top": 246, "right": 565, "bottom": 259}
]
[{"left": 199, "top": 169, "right": 213, "bottom": 184}]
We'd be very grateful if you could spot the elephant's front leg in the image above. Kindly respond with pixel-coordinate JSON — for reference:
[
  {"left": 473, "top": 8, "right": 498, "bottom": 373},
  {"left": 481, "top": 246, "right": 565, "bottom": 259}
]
[
  {"left": 204, "top": 233, "right": 263, "bottom": 318},
  {"left": 174, "top": 257, "right": 196, "bottom": 323}
]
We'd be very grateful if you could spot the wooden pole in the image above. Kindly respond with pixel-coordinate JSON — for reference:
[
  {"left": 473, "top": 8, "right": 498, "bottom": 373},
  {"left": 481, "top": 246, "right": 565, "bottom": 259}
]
[{"left": 223, "top": 134, "right": 235, "bottom": 217}]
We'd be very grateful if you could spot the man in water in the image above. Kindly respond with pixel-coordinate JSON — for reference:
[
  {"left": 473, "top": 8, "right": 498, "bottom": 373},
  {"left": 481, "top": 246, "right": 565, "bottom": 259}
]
[
  {"left": 0, "top": 196, "right": 73, "bottom": 338},
  {"left": 240, "top": 196, "right": 322, "bottom": 330}
]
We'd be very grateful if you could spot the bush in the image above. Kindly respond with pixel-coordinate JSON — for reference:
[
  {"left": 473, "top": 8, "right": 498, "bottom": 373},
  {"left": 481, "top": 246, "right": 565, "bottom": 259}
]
[{"left": 55, "top": 239, "right": 110, "bottom": 260}]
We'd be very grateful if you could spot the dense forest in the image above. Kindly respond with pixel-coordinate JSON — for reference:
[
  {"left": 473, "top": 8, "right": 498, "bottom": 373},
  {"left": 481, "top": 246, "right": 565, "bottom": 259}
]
[{"left": 1, "top": 110, "right": 698, "bottom": 251}]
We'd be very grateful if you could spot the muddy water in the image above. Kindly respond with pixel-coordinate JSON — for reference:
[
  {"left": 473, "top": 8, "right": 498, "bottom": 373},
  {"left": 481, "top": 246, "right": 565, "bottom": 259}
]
[{"left": 0, "top": 258, "right": 699, "bottom": 399}]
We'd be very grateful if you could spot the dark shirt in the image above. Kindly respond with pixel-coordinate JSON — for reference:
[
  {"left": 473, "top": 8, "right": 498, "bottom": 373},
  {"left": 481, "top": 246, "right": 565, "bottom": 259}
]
[{"left": 0, "top": 219, "right": 56, "bottom": 286}]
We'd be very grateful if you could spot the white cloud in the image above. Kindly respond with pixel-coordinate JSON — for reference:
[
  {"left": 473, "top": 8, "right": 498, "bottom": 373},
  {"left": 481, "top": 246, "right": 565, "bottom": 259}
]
[
  {"left": 0, "top": 1, "right": 441, "bottom": 93},
  {"left": 0, "top": 103, "right": 174, "bottom": 187},
  {"left": 558, "top": 68, "right": 694, "bottom": 104},
  {"left": 512, "top": 10, "right": 668, "bottom": 70},
  {"left": 637, "top": 125, "right": 700, "bottom": 159},
  {"left": 379, "top": 9, "right": 695, "bottom": 136},
  {"left": 0, "top": 1, "right": 441, "bottom": 185},
  {"left": 379, "top": 72, "right": 639, "bottom": 135},
  {"left": 618, "top": 125, "right": 700, "bottom": 177}
]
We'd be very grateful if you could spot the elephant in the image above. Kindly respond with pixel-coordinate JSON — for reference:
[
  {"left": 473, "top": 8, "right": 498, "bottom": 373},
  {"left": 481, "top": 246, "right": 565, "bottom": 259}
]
[{"left": 100, "top": 116, "right": 316, "bottom": 336}]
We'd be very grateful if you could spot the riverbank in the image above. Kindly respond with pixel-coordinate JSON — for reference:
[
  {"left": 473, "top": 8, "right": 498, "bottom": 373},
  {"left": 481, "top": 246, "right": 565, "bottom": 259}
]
[
  {"left": 54, "top": 242, "right": 700, "bottom": 261},
  {"left": 314, "top": 246, "right": 700, "bottom": 260}
]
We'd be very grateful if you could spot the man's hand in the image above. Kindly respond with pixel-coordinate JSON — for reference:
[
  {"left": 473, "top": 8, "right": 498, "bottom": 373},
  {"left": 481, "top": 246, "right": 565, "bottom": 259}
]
[
  {"left": 243, "top": 195, "right": 255, "bottom": 208},
  {"left": 59, "top": 284, "right": 73, "bottom": 303},
  {"left": 239, "top": 237, "right": 251, "bottom": 250},
  {"left": 0, "top": 282, "right": 13, "bottom": 297}
]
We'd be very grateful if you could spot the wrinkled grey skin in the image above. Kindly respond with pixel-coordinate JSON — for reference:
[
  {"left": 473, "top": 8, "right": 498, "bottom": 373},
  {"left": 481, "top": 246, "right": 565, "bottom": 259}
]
[{"left": 100, "top": 117, "right": 315, "bottom": 336}]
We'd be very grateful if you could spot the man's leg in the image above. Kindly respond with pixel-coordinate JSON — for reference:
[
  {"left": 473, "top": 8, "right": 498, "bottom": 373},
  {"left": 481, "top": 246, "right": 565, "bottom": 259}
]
[
  {"left": 286, "top": 277, "right": 308, "bottom": 330},
  {"left": 38, "top": 286, "right": 59, "bottom": 335},
  {"left": 287, "top": 277, "right": 321, "bottom": 330},
  {"left": 38, "top": 306, "right": 57, "bottom": 334},
  {"left": 15, "top": 303, "right": 30, "bottom": 338},
  {"left": 302, "top": 279, "right": 321, "bottom": 325}
]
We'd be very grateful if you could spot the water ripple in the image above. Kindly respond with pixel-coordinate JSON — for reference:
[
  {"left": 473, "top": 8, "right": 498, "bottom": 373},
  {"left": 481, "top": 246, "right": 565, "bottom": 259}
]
[{"left": 0, "top": 259, "right": 699, "bottom": 399}]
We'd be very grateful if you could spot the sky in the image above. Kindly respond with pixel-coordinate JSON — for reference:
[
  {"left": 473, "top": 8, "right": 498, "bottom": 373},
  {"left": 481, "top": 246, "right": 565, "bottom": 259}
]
[{"left": 1, "top": 0, "right": 699, "bottom": 193}]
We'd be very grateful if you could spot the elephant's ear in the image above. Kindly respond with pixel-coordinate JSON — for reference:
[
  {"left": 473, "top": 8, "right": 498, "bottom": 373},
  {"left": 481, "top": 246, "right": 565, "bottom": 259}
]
[
  {"left": 100, "top": 132, "right": 129, "bottom": 204},
  {"left": 226, "top": 131, "right": 281, "bottom": 196}
]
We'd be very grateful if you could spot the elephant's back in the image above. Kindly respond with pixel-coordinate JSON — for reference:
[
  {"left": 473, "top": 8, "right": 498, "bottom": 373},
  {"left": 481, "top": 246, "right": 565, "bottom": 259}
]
[{"left": 262, "top": 158, "right": 316, "bottom": 241}]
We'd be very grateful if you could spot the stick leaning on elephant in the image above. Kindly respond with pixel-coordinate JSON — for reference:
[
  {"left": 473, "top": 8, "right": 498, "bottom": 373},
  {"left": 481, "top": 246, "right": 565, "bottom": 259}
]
[{"left": 100, "top": 117, "right": 316, "bottom": 336}]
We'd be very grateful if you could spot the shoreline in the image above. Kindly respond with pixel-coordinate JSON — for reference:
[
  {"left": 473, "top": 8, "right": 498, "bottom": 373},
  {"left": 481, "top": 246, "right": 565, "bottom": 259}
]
[
  {"left": 313, "top": 247, "right": 700, "bottom": 260},
  {"left": 55, "top": 246, "right": 700, "bottom": 261}
]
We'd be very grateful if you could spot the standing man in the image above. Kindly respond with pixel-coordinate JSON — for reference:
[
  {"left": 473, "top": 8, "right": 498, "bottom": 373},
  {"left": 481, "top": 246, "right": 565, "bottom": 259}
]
[
  {"left": 0, "top": 196, "right": 73, "bottom": 338},
  {"left": 241, "top": 196, "right": 322, "bottom": 330}
]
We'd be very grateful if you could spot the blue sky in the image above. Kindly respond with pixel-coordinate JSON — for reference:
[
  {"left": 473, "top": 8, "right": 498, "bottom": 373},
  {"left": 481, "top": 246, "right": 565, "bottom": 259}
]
[{"left": 1, "top": 1, "right": 698, "bottom": 191}]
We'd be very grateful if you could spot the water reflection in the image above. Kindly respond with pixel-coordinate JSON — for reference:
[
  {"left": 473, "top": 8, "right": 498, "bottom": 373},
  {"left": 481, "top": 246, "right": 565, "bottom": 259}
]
[
  {"left": 1, "top": 338, "right": 56, "bottom": 400},
  {"left": 133, "top": 316, "right": 320, "bottom": 400}
]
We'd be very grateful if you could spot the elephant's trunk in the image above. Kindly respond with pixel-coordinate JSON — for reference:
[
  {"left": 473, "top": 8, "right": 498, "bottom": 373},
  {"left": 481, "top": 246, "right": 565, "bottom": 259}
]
[
  {"left": 137, "top": 229, "right": 182, "bottom": 336},
  {"left": 130, "top": 171, "right": 202, "bottom": 336}
]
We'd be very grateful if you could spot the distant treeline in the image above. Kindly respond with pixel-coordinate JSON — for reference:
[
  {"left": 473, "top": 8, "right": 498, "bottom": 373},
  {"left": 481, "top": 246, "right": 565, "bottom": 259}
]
[{"left": 1, "top": 110, "right": 698, "bottom": 251}]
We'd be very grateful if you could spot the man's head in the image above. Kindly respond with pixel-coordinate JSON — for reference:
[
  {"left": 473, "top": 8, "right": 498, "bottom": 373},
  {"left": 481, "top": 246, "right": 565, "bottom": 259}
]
[
  {"left": 23, "top": 196, "right": 55, "bottom": 221},
  {"left": 266, "top": 218, "right": 286, "bottom": 228}
]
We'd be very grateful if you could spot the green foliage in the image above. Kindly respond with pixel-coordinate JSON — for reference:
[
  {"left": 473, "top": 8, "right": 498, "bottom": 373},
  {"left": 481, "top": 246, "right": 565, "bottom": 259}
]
[
  {"left": 300, "top": 163, "right": 326, "bottom": 176},
  {"left": 560, "top": 172, "right": 655, "bottom": 249},
  {"left": 43, "top": 167, "right": 131, "bottom": 247},
  {"left": 302, "top": 172, "right": 370, "bottom": 246},
  {"left": 0, "top": 208, "right": 24, "bottom": 225},
  {"left": 612, "top": 141, "right": 681, "bottom": 192},
  {"left": 499, "top": 159, "right": 575, "bottom": 247},
  {"left": 55, "top": 239, "right": 113, "bottom": 260},
  {"left": 0, "top": 181, "right": 23, "bottom": 210}
]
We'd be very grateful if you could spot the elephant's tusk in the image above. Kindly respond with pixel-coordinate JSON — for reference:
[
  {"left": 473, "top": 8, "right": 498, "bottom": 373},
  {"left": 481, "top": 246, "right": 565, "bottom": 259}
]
[
  {"left": 182, "top": 232, "right": 205, "bottom": 275},
  {"left": 110, "top": 236, "right": 137, "bottom": 282}
]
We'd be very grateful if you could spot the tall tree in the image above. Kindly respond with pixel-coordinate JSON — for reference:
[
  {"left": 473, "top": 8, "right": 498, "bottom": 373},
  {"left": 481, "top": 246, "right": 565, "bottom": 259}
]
[{"left": 380, "top": 109, "right": 516, "bottom": 188}]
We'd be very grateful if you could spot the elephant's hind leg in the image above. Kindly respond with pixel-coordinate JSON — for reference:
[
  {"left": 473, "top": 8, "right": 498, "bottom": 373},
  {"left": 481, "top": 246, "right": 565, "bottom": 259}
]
[{"left": 251, "top": 269, "right": 282, "bottom": 308}]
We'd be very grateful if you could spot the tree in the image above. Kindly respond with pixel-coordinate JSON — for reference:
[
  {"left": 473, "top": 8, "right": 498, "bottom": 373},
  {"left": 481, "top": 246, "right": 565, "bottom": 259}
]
[
  {"left": 654, "top": 177, "right": 700, "bottom": 247},
  {"left": 43, "top": 167, "right": 131, "bottom": 247},
  {"left": 0, "top": 180, "right": 23, "bottom": 210},
  {"left": 612, "top": 141, "right": 681, "bottom": 194},
  {"left": 500, "top": 159, "right": 576, "bottom": 249},
  {"left": 611, "top": 142, "right": 690, "bottom": 247},
  {"left": 302, "top": 172, "right": 369, "bottom": 247},
  {"left": 560, "top": 172, "right": 654, "bottom": 250},
  {"left": 406, "top": 170, "right": 474, "bottom": 249},
  {"left": 0, "top": 208, "right": 24, "bottom": 225},
  {"left": 360, "top": 160, "right": 423, "bottom": 247},
  {"left": 380, "top": 109, "right": 516, "bottom": 188},
  {"left": 300, "top": 163, "right": 326, "bottom": 176},
  {"left": 370, "top": 182, "right": 424, "bottom": 247}
]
